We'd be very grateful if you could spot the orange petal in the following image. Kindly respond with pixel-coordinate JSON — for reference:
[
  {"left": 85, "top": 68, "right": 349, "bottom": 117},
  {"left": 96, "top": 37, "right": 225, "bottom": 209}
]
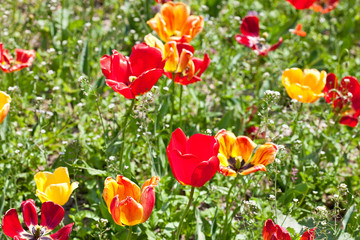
[
  {"left": 177, "top": 49, "right": 193, "bottom": 73},
  {"left": 215, "top": 129, "right": 237, "bottom": 160},
  {"left": 141, "top": 176, "right": 160, "bottom": 194},
  {"left": 103, "top": 177, "right": 119, "bottom": 211},
  {"left": 140, "top": 186, "right": 156, "bottom": 223},
  {"left": 219, "top": 165, "right": 237, "bottom": 177},
  {"left": 161, "top": 2, "right": 190, "bottom": 37},
  {"left": 119, "top": 197, "right": 143, "bottom": 226},
  {"left": 115, "top": 175, "right": 141, "bottom": 203},
  {"left": 233, "top": 136, "right": 257, "bottom": 163},
  {"left": 110, "top": 195, "right": 124, "bottom": 226},
  {"left": 240, "top": 164, "right": 266, "bottom": 175},
  {"left": 249, "top": 143, "right": 278, "bottom": 166},
  {"left": 181, "top": 15, "right": 204, "bottom": 42}
]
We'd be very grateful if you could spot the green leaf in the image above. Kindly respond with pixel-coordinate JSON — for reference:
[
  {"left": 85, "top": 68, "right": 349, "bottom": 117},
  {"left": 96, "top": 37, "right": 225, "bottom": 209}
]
[{"left": 195, "top": 208, "right": 206, "bottom": 240}]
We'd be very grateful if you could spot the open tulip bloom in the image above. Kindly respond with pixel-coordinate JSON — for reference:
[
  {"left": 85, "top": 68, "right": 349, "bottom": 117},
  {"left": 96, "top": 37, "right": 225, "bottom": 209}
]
[
  {"left": 215, "top": 129, "right": 278, "bottom": 177},
  {"left": 103, "top": 175, "right": 159, "bottom": 226},
  {"left": 34, "top": 167, "right": 78, "bottom": 206},
  {"left": 263, "top": 219, "right": 315, "bottom": 240},
  {"left": 145, "top": 34, "right": 210, "bottom": 85},
  {"left": 311, "top": 0, "right": 339, "bottom": 13},
  {"left": 2, "top": 199, "right": 73, "bottom": 240},
  {"left": 166, "top": 128, "right": 220, "bottom": 187},
  {"left": 100, "top": 43, "right": 165, "bottom": 99},
  {"left": 147, "top": 2, "right": 204, "bottom": 43},
  {"left": 235, "top": 15, "right": 283, "bottom": 56},
  {"left": 282, "top": 68, "right": 327, "bottom": 103},
  {"left": 0, "top": 43, "right": 35, "bottom": 73},
  {"left": 0, "top": 91, "right": 11, "bottom": 124},
  {"left": 323, "top": 73, "right": 360, "bottom": 127}
]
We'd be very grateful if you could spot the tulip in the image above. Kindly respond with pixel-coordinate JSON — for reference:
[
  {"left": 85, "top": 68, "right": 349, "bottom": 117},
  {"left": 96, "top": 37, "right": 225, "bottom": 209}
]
[
  {"left": 282, "top": 68, "right": 327, "bottom": 103},
  {"left": 286, "top": 0, "right": 317, "bottom": 9},
  {"left": 311, "top": 0, "right": 339, "bottom": 13},
  {"left": 263, "top": 219, "right": 315, "bottom": 240},
  {"left": 2, "top": 199, "right": 73, "bottom": 240},
  {"left": 147, "top": 2, "right": 204, "bottom": 43},
  {"left": 166, "top": 128, "right": 219, "bottom": 187},
  {"left": 103, "top": 175, "right": 159, "bottom": 226},
  {"left": 100, "top": 43, "right": 165, "bottom": 99},
  {"left": 0, "top": 43, "right": 35, "bottom": 73},
  {"left": 289, "top": 24, "right": 307, "bottom": 37},
  {"left": 0, "top": 91, "right": 11, "bottom": 124},
  {"left": 34, "top": 167, "right": 78, "bottom": 206},
  {"left": 323, "top": 73, "right": 360, "bottom": 127},
  {"left": 215, "top": 129, "right": 278, "bottom": 177},
  {"left": 235, "top": 15, "right": 283, "bottom": 56}
]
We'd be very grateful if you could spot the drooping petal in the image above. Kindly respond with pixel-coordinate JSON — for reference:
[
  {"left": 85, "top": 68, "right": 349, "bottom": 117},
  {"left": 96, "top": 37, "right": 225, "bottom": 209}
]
[
  {"left": 49, "top": 223, "right": 74, "bottom": 240},
  {"left": 129, "top": 43, "right": 164, "bottom": 77},
  {"left": 119, "top": 197, "right": 143, "bottom": 226},
  {"left": 40, "top": 201, "right": 65, "bottom": 231},
  {"left": 174, "top": 74, "right": 201, "bottom": 85},
  {"left": 300, "top": 228, "right": 316, "bottom": 240},
  {"left": 2, "top": 209, "right": 25, "bottom": 238},
  {"left": 129, "top": 69, "right": 164, "bottom": 96},
  {"left": 339, "top": 115, "right": 358, "bottom": 127},
  {"left": 268, "top": 37, "right": 283, "bottom": 52},
  {"left": 105, "top": 79, "right": 134, "bottom": 99},
  {"left": 191, "top": 156, "right": 219, "bottom": 187},
  {"left": 21, "top": 199, "right": 38, "bottom": 229},
  {"left": 115, "top": 175, "right": 141, "bottom": 203},
  {"left": 240, "top": 16, "right": 260, "bottom": 37},
  {"left": 286, "top": 0, "right": 317, "bottom": 9},
  {"left": 240, "top": 164, "right": 266, "bottom": 175},
  {"left": 140, "top": 186, "right": 156, "bottom": 223},
  {"left": 193, "top": 54, "right": 210, "bottom": 77}
]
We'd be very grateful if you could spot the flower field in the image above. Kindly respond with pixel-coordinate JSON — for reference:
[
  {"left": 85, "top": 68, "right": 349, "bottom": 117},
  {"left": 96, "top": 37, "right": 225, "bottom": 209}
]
[{"left": 1, "top": 0, "right": 360, "bottom": 239}]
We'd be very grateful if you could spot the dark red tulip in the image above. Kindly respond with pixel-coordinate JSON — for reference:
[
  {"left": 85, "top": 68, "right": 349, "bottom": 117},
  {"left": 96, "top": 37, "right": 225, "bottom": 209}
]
[
  {"left": 166, "top": 128, "right": 219, "bottom": 187},
  {"left": 235, "top": 16, "right": 283, "bottom": 56},
  {"left": 0, "top": 43, "right": 35, "bottom": 73},
  {"left": 100, "top": 43, "right": 165, "bottom": 99},
  {"left": 286, "top": 0, "right": 317, "bottom": 9},
  {"left": 2, "top": 199, "right": 74, "bottom": 240}
]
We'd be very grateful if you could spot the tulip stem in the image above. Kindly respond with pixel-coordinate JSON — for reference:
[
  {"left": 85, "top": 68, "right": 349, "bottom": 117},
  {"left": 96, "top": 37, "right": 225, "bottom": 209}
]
[
  {"left": 222, "top": 174, "right": 239, "bottom": 240},
  {"left": 175, "top": 186, "right": 195, "bottom": 239},
  {"left": 127, "top": 226, "right": 133, "bottom": 240},
  {"left": 119, "top": 99, "right": 136, "bottom": 171},
  {"left": 255, "top": 56, "right": 262, "bottom": 97},
  {"left": 179, "top": 85, "right": 183, "bottom": 128},
  {"left": 292, "top": 102, "right": 303, "bottom": 135}
]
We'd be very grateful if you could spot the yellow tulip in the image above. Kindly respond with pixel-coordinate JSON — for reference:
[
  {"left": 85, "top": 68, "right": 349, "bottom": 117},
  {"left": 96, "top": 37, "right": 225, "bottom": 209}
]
[
  {"left": 34, "top": 167, "right": 78, "bottom": 206},
  {"left": 282, "top": 68, "right": 327, "bottom": 103},
  {"left": 0, "top": 91, "right": 11, "bottom": 124}
]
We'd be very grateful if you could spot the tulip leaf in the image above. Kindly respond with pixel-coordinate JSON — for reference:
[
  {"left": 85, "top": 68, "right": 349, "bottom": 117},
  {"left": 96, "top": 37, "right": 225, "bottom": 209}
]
[{"left": 195, "top": 208, "right": 206, "bottom": 240}]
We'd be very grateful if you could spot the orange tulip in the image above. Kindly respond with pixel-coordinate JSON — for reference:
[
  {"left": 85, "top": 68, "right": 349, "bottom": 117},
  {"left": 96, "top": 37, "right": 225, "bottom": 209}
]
[
  {"left": 0, "top": 91, "right": 11, "bottom": 124},
  {"left": 289, "top": 24, "right": 307, "bottom": 37},
  {"left": 215, "top": 130, "right": 278, "bottom": 177},
  {"left": 147, "top": 2, "right": 204, "bottom": 43},
  {"left": 103, "top": 175, "right": 159, "bottom": 226}
]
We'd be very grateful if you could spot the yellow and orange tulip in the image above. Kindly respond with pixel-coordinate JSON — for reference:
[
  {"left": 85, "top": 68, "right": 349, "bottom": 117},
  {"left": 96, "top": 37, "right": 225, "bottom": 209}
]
[
  {"left": 147, "top": 2, "right": 204, "bottom": 43},
  {"left": 0, "top": 91, "right": 11, "bottom": 124},
  {"left": 282, "top": 68, "right": 327, "bottom": 103},
  {"left": 34, "top": 167, "right": 78, "bottom": 206},
  {"left": 103, "top": 175, "right": 159, "bottom": 226},
  {"left": 215, "top": 130, "right": 278, "bottom": 177}
]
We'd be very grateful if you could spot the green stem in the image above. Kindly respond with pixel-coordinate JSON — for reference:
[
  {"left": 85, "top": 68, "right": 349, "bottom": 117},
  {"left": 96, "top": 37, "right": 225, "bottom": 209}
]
[
  {"left": 292, "top": 102, "right": 303, "bottom": 135},
  {"left": 254, "top": 56, "right": 262, "bottom": 97},
  {"left": 127, "top": 226, "right": 133, "bottom": 240},
  {"left": 175, "top": 186, "right": 195, "bottom": 239},
  {"left": 170, "top": 74, "right": 176, "bottom": 131},
  {"left": 179, "top": 85, "right": 183, "bottom": 128},
  {"left": 222, "top": 175, "right": 239, "bottom": 240},
  {"left": 119, "top": 99, "right": 136, "bottom": 171}
]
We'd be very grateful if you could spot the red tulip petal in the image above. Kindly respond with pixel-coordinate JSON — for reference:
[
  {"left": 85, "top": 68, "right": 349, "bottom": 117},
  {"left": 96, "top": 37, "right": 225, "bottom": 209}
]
[
  {"left": 193, "top": 54, "right": 210, "bottom": 77},
  {"left": 235, "top": 34, "right": 254, "bottom": 49},
  {"left": 14, "top": 49, "right": 35, "bottom": 66},
  {"left": 176, "top": 43, "right": 195, "bottom": 55},
  {"left": 174, "top": 75, "right": 201, "bottom": 85},
  {"left": 186, "top": 134, "right": 218, "bottom": 162},
  {"left": 191, "top": 156, "right": 219, "bottom": 187},
  {"left": 21, "top": 199, "right": 38, "bottom": 228},
  {"left": 105, "top": 79, "right": 135, "bottom": 99},
  {"left": 340, "top": 76, "right": 360, "bottom": 110},
  {"left": 140, "top": 186, "right": 156, "bottom": 223},
  {"left": 167, "top": 128, "right": 187, "bottom": 155},
  {"left": 340, "top": 115, "right": 358, "bottom": 127},
  {"left": 2, "top": 208, "right": 25, "bottom": 238},
  {"left": 263, "top": 219, "right": 276, "bottom": 240},
  {"left": 300, "top": 228, "right": 316, "bottom": 240},
  {"left": 276, "top": 225, "right": 292, "bottom": 240},
  {"left": 269, "top": 37, "right": 283, "bottom": 52},
  {"left": 40, "top": 201, "right": 65, "bottom": 231},
  {"left": 49, "top": 223, "right": 74, "bottom": 240},
  {"left": 101, "top": 50, "right": 131, "bottom": 85},
  {"left": 129, "top": 69, "right": 163, "bottom": 96},
  {"left": 323, "top": 73, "right": 339, "bottom": 103},
  {"left": 241, "top": 16, "right": 259, "bottom": 37},
  {"left": 286, "top": 0, "right": 317, "bottom": 9},
  {"left": 129, "top": 43, "right": 164, "bottom": 77}
]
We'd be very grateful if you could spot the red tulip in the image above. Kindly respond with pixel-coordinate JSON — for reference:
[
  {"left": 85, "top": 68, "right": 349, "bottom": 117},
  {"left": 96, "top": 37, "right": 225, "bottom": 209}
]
[
  {"left": 235, "top": 16, "right": 283, "bottom": 56},
  {"left": 166, "top": 128, "right": 219, "bottom": 187},
  {"left": 323, "top": 73, "right": 360, "bottom": 127},
  {"left": 0, "top": 43, "right": 35, "bottom": 73},
  {"left": 2, "top": 199, "right": 73, "bottom": 240},
  {"left": 286, "top": 0, "right": 317, "bottom": 9},
  {"left": 155, "top": 0, "right": 172, "bottom": 3},
  {"left": 263, "top": 219, "right": 315, "bottom": 240},
  {"left": 100, "top": 43, "right": 165, "bottom": 99}
]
